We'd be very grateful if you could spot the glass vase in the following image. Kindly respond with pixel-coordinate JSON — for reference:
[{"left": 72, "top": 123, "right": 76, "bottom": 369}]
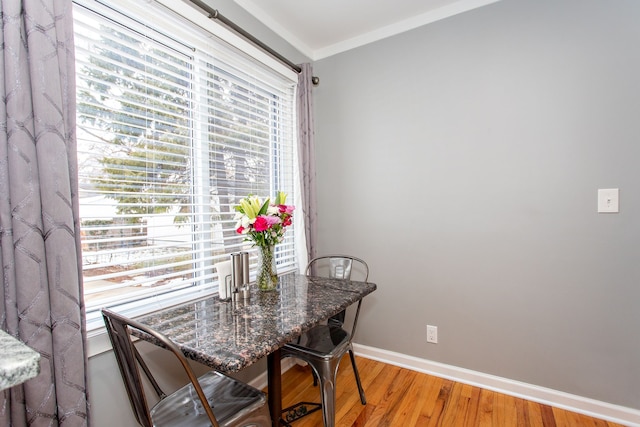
[{"left": 256, "top": 244, "right": 278, "bottom": 291}]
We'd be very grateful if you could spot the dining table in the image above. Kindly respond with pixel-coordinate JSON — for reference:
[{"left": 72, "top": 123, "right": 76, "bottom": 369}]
[{"left": 133, "top": 272, "right": 377, "bottom": 427}]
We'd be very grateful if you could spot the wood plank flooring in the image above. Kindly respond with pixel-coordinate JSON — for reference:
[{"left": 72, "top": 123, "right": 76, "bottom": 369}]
[{"left": 276, "top": 356, "right": 625, "bottom": 427}]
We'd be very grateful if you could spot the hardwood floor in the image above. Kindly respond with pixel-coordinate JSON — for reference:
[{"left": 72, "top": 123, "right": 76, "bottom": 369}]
[{"left": 277, "top": 356, "right": 625, "bottom": 427}]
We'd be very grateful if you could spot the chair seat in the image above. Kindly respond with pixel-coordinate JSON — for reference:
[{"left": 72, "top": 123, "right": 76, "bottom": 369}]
[
  {"left": 284, "top": 325, "right": 351, "bottom": 359},
  {"left": 151, "top": 370, "right": 270, "bottom": 427}
]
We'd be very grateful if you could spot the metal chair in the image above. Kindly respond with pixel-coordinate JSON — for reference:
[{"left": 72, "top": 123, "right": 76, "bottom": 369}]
[
  {"left": 280, "top": 255, "right": 369, "bottom": 427},
  {"left": 101, "top": 308, "right": 271, "bottom": 427}
]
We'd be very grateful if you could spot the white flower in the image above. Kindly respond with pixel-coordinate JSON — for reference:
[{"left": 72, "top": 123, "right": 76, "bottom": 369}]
[
  {"left": 235, "top": 214, "right": 252, "bottom": 232},
  {"left": 266, "top": 205, "right": 279, "bottom": 216}
]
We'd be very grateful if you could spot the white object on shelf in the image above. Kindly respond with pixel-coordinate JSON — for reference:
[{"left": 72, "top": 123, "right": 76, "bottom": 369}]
[{"left": 216, "top": 260, "right": 232, "bottom": 300}]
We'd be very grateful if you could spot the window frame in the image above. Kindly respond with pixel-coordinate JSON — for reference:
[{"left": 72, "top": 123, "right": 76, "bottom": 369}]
[{"left": 73, "top": 0, "right": 301, "bottom": 334}]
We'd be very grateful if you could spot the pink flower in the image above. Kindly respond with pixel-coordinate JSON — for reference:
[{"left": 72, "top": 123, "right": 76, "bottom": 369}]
[
  {"left": 265, "top": 215, "right": 281, "bottom": 227},
  {"left": 253, "top": 216, "right": 269, "bottom": 232},
  {"left": 254, "top": 215, "right": 281, "bottom": 232},
  {"left": 236, "top": 225, "right": 245, "bottom": 234},
  {"left": 279, "top": 204, "right": 295, "bottom": 214}
]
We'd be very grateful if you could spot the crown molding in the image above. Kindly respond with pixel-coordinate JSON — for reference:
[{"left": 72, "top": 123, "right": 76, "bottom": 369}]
[{"left": 235, "top": 0, "right": 502, "bottom": 61}]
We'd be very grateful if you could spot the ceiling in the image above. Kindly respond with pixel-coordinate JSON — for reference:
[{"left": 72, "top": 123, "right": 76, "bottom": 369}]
[{"left": 233, "top": 0, "right": 502, "bottom": 60}]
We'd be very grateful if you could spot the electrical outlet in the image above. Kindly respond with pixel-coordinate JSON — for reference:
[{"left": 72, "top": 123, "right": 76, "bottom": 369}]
[{"left": 426, "top": 325, "right": 438, "bottom": 344}]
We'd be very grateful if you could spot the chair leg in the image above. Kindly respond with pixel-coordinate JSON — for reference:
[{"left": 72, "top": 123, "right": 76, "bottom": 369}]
[
  {"left": 348, "top": 348, "right": 366, "bottom": 405},
  {"left": 316, "top": 358, "right": 341, "bottom": 427},
  {"left": 284, "top": 351, "right": 363, "bottom": 427}
]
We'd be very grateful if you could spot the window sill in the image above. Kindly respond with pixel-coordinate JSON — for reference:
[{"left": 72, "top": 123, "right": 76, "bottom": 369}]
[{"left": 85, "top": 285, "right": 219, "bottom": 357}]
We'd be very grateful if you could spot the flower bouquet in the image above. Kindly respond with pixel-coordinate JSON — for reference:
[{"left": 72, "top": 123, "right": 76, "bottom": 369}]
[{"left": 235, "top": 191, "right": 294, "bottom": 290}]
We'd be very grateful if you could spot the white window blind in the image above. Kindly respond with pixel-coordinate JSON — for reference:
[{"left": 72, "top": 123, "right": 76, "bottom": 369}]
[{"left": 73, "top": 0, "right": 298, "bottom": 330}]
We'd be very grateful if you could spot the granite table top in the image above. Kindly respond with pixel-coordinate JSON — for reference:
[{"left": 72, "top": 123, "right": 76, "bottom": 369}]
[
  {"left": 0, "top": 330, "right": 41, "bottom": 391},
  {"left": 134, "top": 273, "right": 377, "bottom": 372}
]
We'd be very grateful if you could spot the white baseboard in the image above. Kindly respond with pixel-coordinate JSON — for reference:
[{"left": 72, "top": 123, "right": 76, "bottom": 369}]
[{"left": 353, "top": 343, "right": 640, "bottom": 427}]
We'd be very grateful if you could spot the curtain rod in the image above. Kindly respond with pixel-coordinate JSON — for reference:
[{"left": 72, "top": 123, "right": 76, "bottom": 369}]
[{"left": 187, "top": 0, "right": 310, "bottom": 75}]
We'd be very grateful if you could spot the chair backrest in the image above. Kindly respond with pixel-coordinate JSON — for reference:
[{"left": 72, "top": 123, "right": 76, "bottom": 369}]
[
  {"left": 305, "top": 255, "right": 369, "bottom": 332},
  {"left": 305, "top": 254, "right": 369, "bottom": 282},
  {"left": 101, "top": 308, "right": 220, "bottom": 427}
]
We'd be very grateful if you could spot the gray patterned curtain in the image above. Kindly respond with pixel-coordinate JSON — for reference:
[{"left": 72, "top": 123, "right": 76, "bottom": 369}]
[
  {"left": 297, "top": 63, "right": 317, "bottom": 261},
  {"left": 0, "top": 0, "right": 89, "bottom": 426}
]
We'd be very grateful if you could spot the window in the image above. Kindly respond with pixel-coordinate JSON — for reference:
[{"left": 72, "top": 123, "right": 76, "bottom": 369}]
[{"left": 73, "top": 0, "right": 299, "bottom": 331}]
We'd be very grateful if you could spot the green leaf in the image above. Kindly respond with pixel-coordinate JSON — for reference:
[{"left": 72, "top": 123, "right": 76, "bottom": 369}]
[{"left": 258, "top": 198, "right": 270, "bottom": 215}]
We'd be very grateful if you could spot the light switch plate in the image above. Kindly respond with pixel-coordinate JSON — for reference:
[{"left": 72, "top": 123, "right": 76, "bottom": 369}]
[{"left": 597, "top": 188, "right": 619, "bottom": 213}]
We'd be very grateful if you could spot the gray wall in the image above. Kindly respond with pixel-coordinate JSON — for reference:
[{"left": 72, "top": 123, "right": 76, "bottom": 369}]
[{"left": 313, "top": 0, "right": 640, "bottom": 409}]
